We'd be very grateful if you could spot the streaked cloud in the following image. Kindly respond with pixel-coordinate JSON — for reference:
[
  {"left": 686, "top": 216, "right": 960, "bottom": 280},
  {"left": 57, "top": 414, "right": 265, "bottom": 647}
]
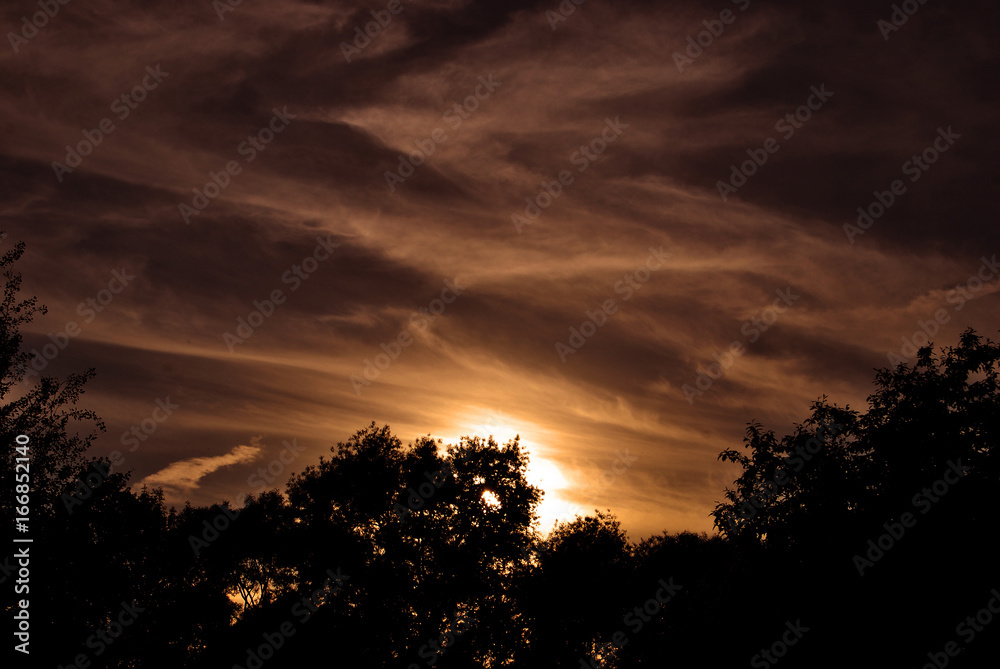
[{"left": 3, "top": 0, "right": 997, "bottom": 537}]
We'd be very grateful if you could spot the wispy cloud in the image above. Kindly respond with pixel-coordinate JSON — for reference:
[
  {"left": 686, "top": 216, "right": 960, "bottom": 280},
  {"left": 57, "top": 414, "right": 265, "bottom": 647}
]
[
  {"left": 139, "top": 442, "right": 262, "bottom": 495},
  {"left": 5, "top": 0, "right": 997, "bottom": 537}
]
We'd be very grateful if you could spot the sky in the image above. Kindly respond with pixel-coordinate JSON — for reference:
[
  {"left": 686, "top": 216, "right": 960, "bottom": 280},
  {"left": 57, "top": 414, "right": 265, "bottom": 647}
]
[{"left": 2, "top": 0, "right": 998, "bottom": 538}]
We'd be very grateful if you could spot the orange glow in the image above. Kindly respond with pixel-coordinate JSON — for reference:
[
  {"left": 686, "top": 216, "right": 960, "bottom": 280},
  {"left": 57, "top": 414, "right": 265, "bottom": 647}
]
[{"left": 443, "top": 407, "right": 586, "bottom": 531}]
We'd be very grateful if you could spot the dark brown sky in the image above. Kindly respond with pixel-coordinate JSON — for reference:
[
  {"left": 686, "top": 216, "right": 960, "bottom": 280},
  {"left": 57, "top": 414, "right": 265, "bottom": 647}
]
[{"left": 3, "top": 0, "right": 998, "bottom": 537}]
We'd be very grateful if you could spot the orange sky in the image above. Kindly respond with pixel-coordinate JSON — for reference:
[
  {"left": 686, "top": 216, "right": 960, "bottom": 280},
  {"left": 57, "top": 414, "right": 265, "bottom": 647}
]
[{"left": 4, "top": 0, "right": 998, "bottom": 539}]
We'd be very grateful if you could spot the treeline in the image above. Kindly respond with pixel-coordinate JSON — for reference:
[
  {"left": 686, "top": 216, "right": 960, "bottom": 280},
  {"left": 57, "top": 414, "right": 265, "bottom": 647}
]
[{"left": 2, "top": 241, "right": 999, "bottom": 668}]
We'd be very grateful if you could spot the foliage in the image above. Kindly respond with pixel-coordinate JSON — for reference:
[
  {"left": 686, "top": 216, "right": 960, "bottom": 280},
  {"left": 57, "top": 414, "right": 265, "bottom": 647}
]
[{"left": 3, "top": 237, "right": 998, "bottom": 667}]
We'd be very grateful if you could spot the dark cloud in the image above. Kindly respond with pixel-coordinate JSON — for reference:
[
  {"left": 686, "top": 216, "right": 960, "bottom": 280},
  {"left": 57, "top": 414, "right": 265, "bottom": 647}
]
[{"left": 2, "top": 0, "right": 997, "bottom": 537}]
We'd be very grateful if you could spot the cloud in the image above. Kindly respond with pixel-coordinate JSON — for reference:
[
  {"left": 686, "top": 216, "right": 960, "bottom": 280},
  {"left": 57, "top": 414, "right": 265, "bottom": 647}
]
[
  {"left": 139, "top": 442, "right": 262, "bottom": 495},
  {"left": 3, "top": 0, "right": 997, "bottom": 537}
]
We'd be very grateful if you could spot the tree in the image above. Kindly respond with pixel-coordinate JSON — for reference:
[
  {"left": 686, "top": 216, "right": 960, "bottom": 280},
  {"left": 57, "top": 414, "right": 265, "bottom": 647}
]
[
  {"left": 519, "top": 511, "right": 633, "bottom": 668},
  {"left": 0, "top": 237, "right": 235, "bottom": 667},
  {"left": 710, "top": 330, "right": 1000, "bottom": 667},
  {"left": 712, "top": 329, "right": 1000, "bottom": 549},
  {"left": 0, "top": 237, "right": 105, "bottom": 520},
  {"left": 279, "top": 423, "right": 542, "bottom": 667}
]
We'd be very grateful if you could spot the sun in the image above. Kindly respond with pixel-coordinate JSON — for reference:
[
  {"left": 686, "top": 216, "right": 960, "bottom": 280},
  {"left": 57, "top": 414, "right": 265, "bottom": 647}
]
[{"left": 443, "top": 408, "right": 585, "bottom": 531}]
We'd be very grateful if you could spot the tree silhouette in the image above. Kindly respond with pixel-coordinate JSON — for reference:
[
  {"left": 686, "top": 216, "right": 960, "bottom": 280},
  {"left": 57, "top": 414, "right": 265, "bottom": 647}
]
[
  {"left": 3, "top": 235, "right": 999, "bottom": 667},
  {"left": 1, "top": 239, "right": 105, "bottom": 521},
  {"left": 520, "top": 510, "right": 632, "bottom": 667},
  {"left": 710, "top": 329, "right": 1000, "bottom": 666}
]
